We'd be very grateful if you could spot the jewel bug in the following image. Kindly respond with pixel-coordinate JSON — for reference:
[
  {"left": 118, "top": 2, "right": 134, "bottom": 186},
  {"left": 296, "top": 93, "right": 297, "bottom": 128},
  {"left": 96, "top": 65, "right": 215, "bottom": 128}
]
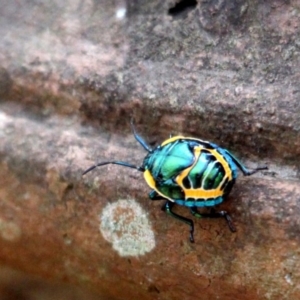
[{"left": 83, "top": 121, "right": 267, "bottom": 243}]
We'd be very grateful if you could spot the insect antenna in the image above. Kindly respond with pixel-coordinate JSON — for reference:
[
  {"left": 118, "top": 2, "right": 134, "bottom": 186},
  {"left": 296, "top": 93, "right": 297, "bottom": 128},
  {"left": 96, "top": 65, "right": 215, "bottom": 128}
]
[
  {"left": 82, "top": 161, "right": 144, "bottom": 176},
  {"left": 130, "top": 119, "right": 152, "bottom": 152}
]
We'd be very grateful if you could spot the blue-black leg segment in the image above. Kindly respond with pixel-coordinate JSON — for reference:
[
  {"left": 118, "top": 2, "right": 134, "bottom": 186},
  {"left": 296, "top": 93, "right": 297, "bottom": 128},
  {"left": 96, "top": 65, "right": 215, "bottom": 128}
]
[
  {"left": 162, "top": 201, "right": 195, "bottom": 243},
  {"left": 224, "top": 149, "right": 268, "bottom": 176},
  {"left": 190, "top": 207, "right": 236, "bottom": 232},
  {"left": 149, "top": 190, "right": 195, "bottom": 242}
]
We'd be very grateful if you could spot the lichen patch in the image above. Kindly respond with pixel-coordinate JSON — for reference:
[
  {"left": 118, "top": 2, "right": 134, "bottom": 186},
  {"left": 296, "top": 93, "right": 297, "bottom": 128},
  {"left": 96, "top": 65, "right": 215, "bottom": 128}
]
[{"left": 99, "top": 199, "right": 155, "bottom": 256}]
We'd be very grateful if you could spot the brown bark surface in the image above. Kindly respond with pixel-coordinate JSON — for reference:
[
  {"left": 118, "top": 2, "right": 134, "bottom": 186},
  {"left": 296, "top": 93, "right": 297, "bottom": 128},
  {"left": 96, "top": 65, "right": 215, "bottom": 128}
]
[{"left": 0, "top": 1, "right": 299, "bottom": 299}]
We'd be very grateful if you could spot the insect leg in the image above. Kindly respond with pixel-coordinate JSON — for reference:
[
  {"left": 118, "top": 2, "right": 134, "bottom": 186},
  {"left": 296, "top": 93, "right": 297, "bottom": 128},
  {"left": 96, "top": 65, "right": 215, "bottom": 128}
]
[
  {"left": 224, "top": 149, "right": 268, "bottom": 176},
  {"left": 148, "top": 191, "right": 195, "bottom": 242},
  {"left": 163, "top": 201, "right": 195, "bottom": 243},
  {"left": 148, "top": 190, "right": 170, "bottom": 215},
  {"left": 190, "top": 207, "right": 236, "bottom": 232}
]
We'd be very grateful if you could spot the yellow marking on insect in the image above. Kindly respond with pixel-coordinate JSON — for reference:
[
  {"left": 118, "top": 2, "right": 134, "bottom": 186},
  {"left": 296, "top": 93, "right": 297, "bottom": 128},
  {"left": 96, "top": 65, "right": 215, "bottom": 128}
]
[
  {"left": 175, "top": 145, "right": 233, "bottom": 199},
  {"left": 184, "top": 188, "right": 224, "bottom": 199},
  {"left": 143, "top": 169, "right": 175, "bottom": 202},
  {"left": 161, "top": 136, "right": 185, "bottom": 147},
  {"left": 210, "top": 148, "right": 232, "bottom": 182},
  {"left": 176, "top": 145, "right": 202, "bottom": 187},
  {"left": 143, "top": 169, "right": 156, "bottom": 189}
]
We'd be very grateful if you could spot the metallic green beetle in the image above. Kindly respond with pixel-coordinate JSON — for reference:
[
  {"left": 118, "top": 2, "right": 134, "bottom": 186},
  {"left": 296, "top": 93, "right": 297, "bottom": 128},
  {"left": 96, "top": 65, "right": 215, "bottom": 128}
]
[{"left": 83, "top": 122, "right": 267, "bottom": 242}]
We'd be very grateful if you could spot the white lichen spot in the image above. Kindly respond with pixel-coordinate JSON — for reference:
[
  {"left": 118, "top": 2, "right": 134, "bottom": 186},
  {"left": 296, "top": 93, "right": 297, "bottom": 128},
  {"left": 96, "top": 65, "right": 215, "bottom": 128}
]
[
  {"left": 99, "top": 199, "right": 155, "bottom": 256},
  {"left": 116, "top": 7, "right": 126, "bottom": 20},
  {"left": 284, "top": 274, "right": 293, "bottom": 285},
  {"left": 0, "top": 218, "right": 21, "bottom": 242}
]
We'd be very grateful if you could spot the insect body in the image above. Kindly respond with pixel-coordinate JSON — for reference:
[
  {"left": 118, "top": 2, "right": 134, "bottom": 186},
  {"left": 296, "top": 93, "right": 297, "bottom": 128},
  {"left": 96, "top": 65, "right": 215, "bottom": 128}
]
[{"left": 83, "top": 122, "right": 267, "bottom": 243}]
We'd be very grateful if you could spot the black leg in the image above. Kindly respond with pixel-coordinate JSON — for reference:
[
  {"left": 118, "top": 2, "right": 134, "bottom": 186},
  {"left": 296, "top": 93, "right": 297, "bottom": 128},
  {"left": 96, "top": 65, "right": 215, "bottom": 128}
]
[
  {"left": 243, "top": 166, "right": 268, "bottom": 176},
  {"left": 224, "top": 149, "right": 268, "bottom": 176},
  {"left": 163, "top": 201, "right": 195, "bottom": 243},
  {"left": 190, "top": 207, "right": 236, "bottom": 232}
]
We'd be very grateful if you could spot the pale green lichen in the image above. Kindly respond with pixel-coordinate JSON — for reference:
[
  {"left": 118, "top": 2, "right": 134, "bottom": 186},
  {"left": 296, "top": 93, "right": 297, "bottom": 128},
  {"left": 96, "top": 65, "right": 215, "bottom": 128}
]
[{"left": 99, "top": 199, "right": 155, "bottom": 256}]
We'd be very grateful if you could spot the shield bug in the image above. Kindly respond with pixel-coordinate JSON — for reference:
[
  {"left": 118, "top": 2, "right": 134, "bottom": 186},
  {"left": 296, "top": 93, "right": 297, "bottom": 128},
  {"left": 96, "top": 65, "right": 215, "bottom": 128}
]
[{"left": 83, "top": 121, "right": 267, "bottom": 242}]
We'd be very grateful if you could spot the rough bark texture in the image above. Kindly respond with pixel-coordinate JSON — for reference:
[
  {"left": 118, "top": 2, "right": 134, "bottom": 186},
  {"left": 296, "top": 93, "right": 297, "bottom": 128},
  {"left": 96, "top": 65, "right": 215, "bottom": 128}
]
[{"left": 0, "top": 0, "right": 299, "bottom": 299}]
